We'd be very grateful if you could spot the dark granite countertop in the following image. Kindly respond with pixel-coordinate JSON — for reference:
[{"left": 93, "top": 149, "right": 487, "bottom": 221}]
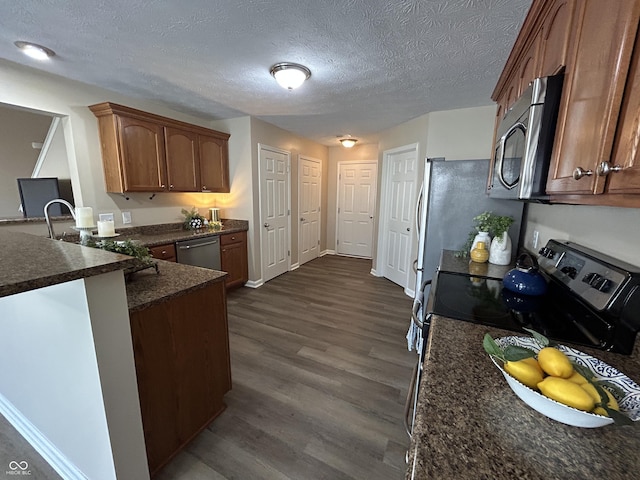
[
  {"left": 0, "top": 230, "right": 138, "bottom": 298},
  {"left": 438, "top": 249, "right": 514, "bottom": 279},
  {"left": 125, "top": 260, "right": 226, "bottom": 312},
  {"left": 406, "top": 316, "right": 640, "bottom": 480}
]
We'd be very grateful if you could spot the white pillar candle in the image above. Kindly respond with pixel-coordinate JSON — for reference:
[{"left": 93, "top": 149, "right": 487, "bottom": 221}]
[
  {"left": 75, "top": 207, "right": 94, "bottom": 228},
  {"left": 97, "top": 220, "right": 115, "bottom": 237},
  {"left": 209, "top": 208, "right": 220, "bottom": 222}
]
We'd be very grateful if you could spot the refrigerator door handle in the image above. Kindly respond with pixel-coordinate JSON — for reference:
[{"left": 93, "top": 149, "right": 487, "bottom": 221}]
[{"left": 414, "top": 182, "right": 424, "bottom": 240}]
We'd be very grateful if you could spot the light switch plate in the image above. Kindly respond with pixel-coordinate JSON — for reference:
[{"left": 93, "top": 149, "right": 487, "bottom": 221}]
[
  {"left": 99, "top": 213, "right": 114, "bottom": 222},
  {"left": 122, "top": 211, "right": 132, "bottom": 224}
]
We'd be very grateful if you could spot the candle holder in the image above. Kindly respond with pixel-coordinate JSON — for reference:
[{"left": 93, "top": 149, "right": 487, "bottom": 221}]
[{"left": 72, "top": 225, "right": 96, "bottom": 245}]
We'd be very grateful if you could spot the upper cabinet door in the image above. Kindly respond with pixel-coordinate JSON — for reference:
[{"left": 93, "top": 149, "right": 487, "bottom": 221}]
[
  {"left": 118, "top": 116, "right": 167, "bottom": 192},
  {"left": 546, "top": 0, "right": 640, "bottom": 195},
  {"left": 538, "top": 0, "right": 574, "bottom": 77},
  {"left": 199, "top": 134, "right": 230, "bottom": 193},
  {"left": 608, "top": 29, "right": 640, "bottom": 195},
  {"left": 165, "top": 127, "right": 199, "bottom": 192}
]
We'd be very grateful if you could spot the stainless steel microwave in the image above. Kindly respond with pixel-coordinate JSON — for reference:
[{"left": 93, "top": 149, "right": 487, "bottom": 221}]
[{"left": 488, "top": 73, "right": 564, "bottom": 201}]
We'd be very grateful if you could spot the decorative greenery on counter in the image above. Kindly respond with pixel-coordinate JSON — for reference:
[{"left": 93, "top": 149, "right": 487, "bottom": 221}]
[
  {"left": 87, "top": 238, "right": 153, "bottom": 265},
  {"left": 455, "top": 211, "right": 515, "bottom": 257},
  {"left": 182, "top": 207, "right": 207, "bottom": 230}
]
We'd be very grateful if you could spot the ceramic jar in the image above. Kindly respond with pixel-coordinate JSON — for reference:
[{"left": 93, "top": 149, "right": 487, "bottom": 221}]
[
  {"left": 470, "top": 241, "right": 489, "bottom": 263},
  {"left": 489, "top": 231, "right": 512, "bottom": 265},
  {"left": 471, "top": 231, "right": 491, "bottom": 254}
]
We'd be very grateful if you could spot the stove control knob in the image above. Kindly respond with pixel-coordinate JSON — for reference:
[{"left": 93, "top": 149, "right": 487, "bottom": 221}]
[
  {"left": 593, "top": 277, "right": 613, "bottom": 293},
  {"left": 561, "top": 266, "right": 578, "bottom": 279},
  {"left": 538, "top": 247, "right": 555, "bottom": 259}
]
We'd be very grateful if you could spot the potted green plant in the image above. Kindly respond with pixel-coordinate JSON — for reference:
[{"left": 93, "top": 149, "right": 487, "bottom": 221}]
[{"left": 457, "top": 211, "right": 514, "bottom": 258}]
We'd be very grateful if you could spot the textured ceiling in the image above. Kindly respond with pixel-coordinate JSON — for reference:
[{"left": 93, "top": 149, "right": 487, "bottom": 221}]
[{"left": 0, "top": 0, "right": 531, "bottom": 146}]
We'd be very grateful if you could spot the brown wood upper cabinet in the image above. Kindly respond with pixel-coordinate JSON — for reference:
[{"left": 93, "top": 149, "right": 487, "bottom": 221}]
[
  {"left": 89, "top": 102, "right": 230, "bottom": 193},
  {"left": 546, "top": 0, "right": 640, "bottom": 198}
]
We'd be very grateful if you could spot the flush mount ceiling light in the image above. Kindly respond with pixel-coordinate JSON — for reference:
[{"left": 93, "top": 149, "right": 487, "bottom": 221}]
[
  {"left": 14, "top": 41, "right": 55, "bottom": 60},
  {"left": 339, "top": 137, "right": 358, "bottom": 148},
  {"left": 270, "top": 62, "right": 311, "bottom": 90}
]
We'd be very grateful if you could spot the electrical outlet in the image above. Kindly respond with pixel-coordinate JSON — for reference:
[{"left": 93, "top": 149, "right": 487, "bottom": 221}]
[
  {"left": 122, "top": 211, "right": 132, "bottom": 224},
  {"left": 532, "top": 230, "right": 540, "bottom": 250},
  {"left": 99, "top": 213, "right": 114, "bottom": 222}
]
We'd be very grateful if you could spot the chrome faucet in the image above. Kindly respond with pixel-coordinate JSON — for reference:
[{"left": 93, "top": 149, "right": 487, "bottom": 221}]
[{"left": 44, "top": 199, "right": 76, "bottom": 239}]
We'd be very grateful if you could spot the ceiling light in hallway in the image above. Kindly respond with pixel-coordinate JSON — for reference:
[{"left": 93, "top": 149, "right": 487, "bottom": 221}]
[
  {"left": 339, "top": 137, "right": 358, "bottom": 148},
  {"left": 14, "top": 41, "right": 55, "bottom": 60}
]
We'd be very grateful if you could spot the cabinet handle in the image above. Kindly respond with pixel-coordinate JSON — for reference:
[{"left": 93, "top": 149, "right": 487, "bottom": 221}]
[
  {"left": 231, "top": 236, "right": 235, "bottom": 240},
  {"left": 572, "top": 167, "right": 593, "bottom": 180},
  {"left": 202, "top": 186, "right": 207, "bottom": 190},
  {"left": 169, "top": 184, "right": 174, "bottom": 189},
  {"left": 161, "top": 250, "right": 166, "bottom": 255},
  {"left": 161, "top": 184, "right": 166, "bottom": 188},
  {"left": 596, "top": 162, "right": 623, "bottom": 177}
]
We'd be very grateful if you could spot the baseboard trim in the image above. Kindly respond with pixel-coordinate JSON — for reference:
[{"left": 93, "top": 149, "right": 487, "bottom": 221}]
[
  {"left": 370, "top": 268, "right": 382, "bottom": 277},
  {"left": 290, "top": 263, "right": 300, "bottom": 271},
  {"left": 0, "top": 393, "right": 87, "bottom": 480},
  {"left": 320, "top": 249, "right": 335, "bottom": 257},
  {"left": 244, "top": 279, "right": 262, "bottom": 289}
]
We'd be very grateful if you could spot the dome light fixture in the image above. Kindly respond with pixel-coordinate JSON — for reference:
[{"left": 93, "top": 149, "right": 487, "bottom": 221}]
[
  {"left": 270, "top": 62, "right": 311, "bottom": 90},
  {"left": 14, "top": 41, "right": 56, "bottom": 60},
  {"left": 339, "top": 137, "right": 358, "bottom": 148}
]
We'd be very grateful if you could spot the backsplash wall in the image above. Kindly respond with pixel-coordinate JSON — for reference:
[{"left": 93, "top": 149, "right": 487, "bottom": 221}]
[{"left": 523, "top": 202, "right": 640, "bottom": 267}]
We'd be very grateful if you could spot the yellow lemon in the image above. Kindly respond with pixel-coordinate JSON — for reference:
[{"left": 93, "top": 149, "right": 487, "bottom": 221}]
[
  {"left": 537, "top": 377, "right": 596, "bottom": 411},
  {"left": 504, "top": 358, "right": 545, "bottom": 389},
  {"left": 584, "top": 384, "right": 620, "bottom": 416},
  {"left": 537, "top": 347, "right": 574, "bottom": 378},
  {"left": 566, "top": 371, "right": 588, "bottom": 385}
]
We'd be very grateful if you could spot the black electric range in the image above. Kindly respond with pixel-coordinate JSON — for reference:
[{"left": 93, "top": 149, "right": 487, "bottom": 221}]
[{"left": 429, "top": 240, "right": 640, "bottom": 355}]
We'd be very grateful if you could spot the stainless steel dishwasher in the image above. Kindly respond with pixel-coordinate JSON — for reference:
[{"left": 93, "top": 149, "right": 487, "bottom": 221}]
[{"left": 175, "top": 235, "right": 221, "bottom": 270}]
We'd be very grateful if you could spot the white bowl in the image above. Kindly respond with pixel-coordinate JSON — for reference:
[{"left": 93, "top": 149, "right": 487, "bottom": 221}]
[{"left": 491, "top": 336, "right": 640, "bottom": 428}]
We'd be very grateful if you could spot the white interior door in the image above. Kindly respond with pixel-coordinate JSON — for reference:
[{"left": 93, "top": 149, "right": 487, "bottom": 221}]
[
  {"left": 259, "top": 144, "right": 290, "bottom": 283},
  {"left": 336, "top": 161, "right": 378, "bottom": 258},
  {"left": 380, "top": 146, "right": 418, "bottom": 287},
  {"left": 298, "top": 155, "right": 321, "bottom": 266}
]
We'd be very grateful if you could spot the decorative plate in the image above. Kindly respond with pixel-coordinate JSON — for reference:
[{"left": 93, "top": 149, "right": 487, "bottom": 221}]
[{"left": 491, "top": 336, "right": 640, "bottom": 428}]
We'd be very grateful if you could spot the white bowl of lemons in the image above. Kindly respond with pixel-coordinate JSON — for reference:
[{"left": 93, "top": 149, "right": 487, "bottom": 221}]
[{"left": 487, "top": 335, "right": 640, "bottom": 428}]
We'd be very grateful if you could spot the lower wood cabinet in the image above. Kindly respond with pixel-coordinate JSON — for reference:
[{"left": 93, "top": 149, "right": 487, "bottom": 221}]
[
  {"left": 129, "top": 280, "right": 231, "bottom": 476},
  {"left": 220, "top": 231, "right": 248, "bottom": 289},
  {"left": 148, "top": 243, "right": 176, "bottom": 262}
]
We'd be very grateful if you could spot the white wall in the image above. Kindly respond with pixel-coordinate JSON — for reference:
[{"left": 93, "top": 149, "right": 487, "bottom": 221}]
[
  {"left": 0, "top": 272, "right": 148, "bottom": 480},
  {"left": 524, "top": 203, "right": 640, "bottom": 267},
  {"left": 425, "top": 105, "right": 496, "bottom": 160}
]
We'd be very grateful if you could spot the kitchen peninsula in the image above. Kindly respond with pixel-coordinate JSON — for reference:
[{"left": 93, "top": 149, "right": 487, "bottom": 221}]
[{"left": 0, "top": 228, "right": 232, "bottom": 479}]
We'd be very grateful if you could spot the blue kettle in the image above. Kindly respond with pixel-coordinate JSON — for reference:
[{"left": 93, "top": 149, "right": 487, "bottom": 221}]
[{"left": 503, "top": 253, "right": 548, "bottom": 296}]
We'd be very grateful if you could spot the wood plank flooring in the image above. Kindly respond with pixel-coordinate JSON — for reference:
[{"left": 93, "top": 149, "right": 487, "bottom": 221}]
[
  {"left": 0, "top": 255, "right": 415, "bottom": 479},
  {"left": 158, "top": 255, "right": 415, "bottom": 480}
]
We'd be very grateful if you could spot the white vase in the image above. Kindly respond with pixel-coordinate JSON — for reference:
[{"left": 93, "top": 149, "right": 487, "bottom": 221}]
[
  {"left": 471, "top": 231, "right": 491, "bottom": 254},
  {"left": 489, "top": 231, "right": 512, "bottom": 265}
]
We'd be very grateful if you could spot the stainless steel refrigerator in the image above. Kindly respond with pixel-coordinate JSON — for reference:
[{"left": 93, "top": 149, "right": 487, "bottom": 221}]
[{"left": 407, "top": 157, "right": 525, "bottom": 352}]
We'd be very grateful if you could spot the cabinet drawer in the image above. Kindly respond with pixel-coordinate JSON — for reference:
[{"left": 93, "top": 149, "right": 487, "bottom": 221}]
[
  {"left": 149, "top": 243, "right": 176, "bottom": 262},
  {"left": 220, "top": 232, "right": 245, "bottom": 246}
]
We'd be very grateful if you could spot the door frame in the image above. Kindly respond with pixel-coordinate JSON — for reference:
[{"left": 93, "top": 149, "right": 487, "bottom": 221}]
[
  {"left": 298, "top": 154, "right": 322, "bottom": 266},
  {"left": 374, "top": 143, "right": 419, "bottom": 293},
  {"left": 257, "top": 143, "right": 292, "bottom": 284},
  {"left": 335, "top": 160, "right": 378, "bottom": 258}
]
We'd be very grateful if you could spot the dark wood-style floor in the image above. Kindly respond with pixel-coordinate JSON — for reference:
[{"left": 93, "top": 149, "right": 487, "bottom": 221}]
[{"left": 0, "top": 255, "right": 415, "bottom": 479}]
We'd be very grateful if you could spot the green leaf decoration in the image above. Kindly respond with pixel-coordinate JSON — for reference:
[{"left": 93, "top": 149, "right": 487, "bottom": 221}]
[
  {"left": 522, "top": 328, "right": 550, "bottom": 347},
  {"left": 503, "top": 345, "right": 537, "bottom": 361},
  {"left": 482, "top": 334, "right": 505, "bottom": 363},
  {"left": 605, "top": 407, "right": 633, "bottom": 426},
  {"left": 599, "top": 381, "right": 625, "bottom": 400}
]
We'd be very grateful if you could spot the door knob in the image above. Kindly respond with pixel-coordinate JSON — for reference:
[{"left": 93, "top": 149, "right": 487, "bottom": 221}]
[
  {"left": 264, "top": 223, "right": 270, "bottom": 228},
  {"left": 406, "top": 227, "right": 411, "bottom": 232},
  {"left": 369, "top": 216, "right": 374, "bottom": 219},
  {"left": 572, "top": 167, "right": 593, "bottom": 180},
  {"left": 300, "top": 217, "right": 306, "bottom": 221}
]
